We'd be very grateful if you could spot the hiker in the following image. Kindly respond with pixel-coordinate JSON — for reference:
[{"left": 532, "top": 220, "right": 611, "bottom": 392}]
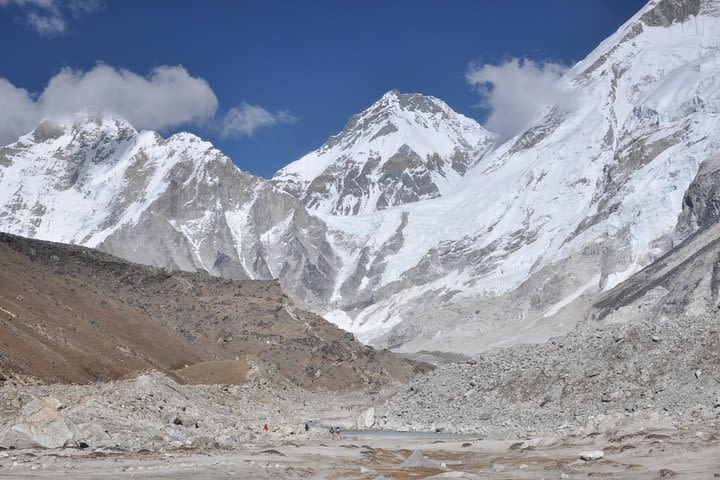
[
  {"left": 263, "top": 423, "right": 268, "bottom": 431},
  {"left": 304, "top": 423, "right": 310, "bottom": 432},
  {"left": 335, "top": 426, "right": 341, "bottom": 439},
  {"left": 329, "top": 426, "right": 335, "bottom": 438}
]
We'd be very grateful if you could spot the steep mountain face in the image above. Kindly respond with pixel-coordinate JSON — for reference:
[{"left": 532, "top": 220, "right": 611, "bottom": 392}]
[
  {"left": 311, "top": 0, "right": 720, "bottom": 351},
  {"left": 592, "top": 155, "right": 720, "bottom": 325},
  {"left": 273, "top": 90, "right": 495, "bottom": 215},
  {"left": 0, "top": 110, "right": 337, "bottom": 308}
]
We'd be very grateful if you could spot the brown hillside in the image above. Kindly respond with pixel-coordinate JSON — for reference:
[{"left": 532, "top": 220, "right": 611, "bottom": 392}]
[{"left": 0, "top": 232, "right": 428, "bottom": 389}]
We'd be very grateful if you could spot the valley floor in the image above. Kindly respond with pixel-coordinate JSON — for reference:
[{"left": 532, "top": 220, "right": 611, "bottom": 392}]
[
  {"left": 1, "top": 299, "right": 719, "bottom": 478},
  {"left": 1, "top": 429, "right": 719, "bottom": 479}
]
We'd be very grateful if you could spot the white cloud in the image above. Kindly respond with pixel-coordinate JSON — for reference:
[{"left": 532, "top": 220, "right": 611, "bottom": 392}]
[
  {"left": 0, "top": 65, "right": 219, "bottom": 145},
  {"left": 26, "top": 10, "right": 65, "bottom": 35},
  {"left": 0, "top": 79, "right": 39, "bottom": 145},
  {"left": 467, "top": 58, "right": 571, "bottom": 138},
  {"left": 0, "top": 65, "right": 297, "bottom": 145},
  {"left": 221, "top": 102, "right": 297, "bottom": 137},
  {"left": 0, "top": 0, "right": 101, "bottom": 36}
]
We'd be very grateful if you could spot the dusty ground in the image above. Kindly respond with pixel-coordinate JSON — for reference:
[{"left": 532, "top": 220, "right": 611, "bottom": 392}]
[{"left": 1, "top": 429, "right": 718, "bottom": 479}]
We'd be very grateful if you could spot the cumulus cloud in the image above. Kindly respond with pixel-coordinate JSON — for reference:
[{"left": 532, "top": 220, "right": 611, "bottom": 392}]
[
  {"left": 0, "top": 65, "right": 219, "bottom": 144},
  {"left": 0, "top": 0, "right": 101, "bottom": 36},
  {"left": 221, "top": 102, "right": 297, "bottom": 138},
  {"left": 0, "top": 79, "right": 39, "bottom": 145},
  {"left": 0, "top": 65, "right": 297, "bottom": 145},
  {"left": 467, "top": 58, "right": 571, "bottom": 138}
]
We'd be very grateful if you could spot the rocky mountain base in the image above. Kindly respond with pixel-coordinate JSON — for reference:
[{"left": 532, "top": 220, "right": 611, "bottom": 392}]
[
  {"left": 0, "top": 368, "right": 343, "bottom": 451},
  {"left": 0, "top": 310, "right": 718, "bottom": 477},
  {"left": 376, "top": 311, "right": 720, "bottom": 439}
]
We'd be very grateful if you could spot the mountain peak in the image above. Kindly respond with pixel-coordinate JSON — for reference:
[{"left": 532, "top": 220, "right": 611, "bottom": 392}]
[
  {"left": 273, "top": 91, "right": 495, "bottom": 215},
  {"left": 20, "top": 108, "right": 137, "bottom": 146},
  {"left": 56, "top": 108, "right": 135, "bottom": 132},
  {"left": 374, "top": 90, "right": 448, "bottom": 116},
  {"left": 381, "top": 89, "right": 401, "bottom": 100}
]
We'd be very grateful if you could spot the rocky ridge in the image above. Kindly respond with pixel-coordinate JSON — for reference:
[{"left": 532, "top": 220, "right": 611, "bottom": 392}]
[
  {"left": 0, "top": 109, "right": 338, "bottom": 309},
  {"left": 0, "top": 232, "right": 425, "bottom": 390},
  {"left": 376, "top": 310, "right": 720, "bottom": 438}
]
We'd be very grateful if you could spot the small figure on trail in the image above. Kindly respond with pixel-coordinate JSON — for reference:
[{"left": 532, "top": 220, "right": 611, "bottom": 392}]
[
  {"left": 329, "top": 426, "right": 335, "bottom": 438},
  {"left": 335, "top": 426, "right": 341, "bottom": 439},
  {"left": 263, "top": 424, "right": 268, "bottom": 431},
  {"left": 305, "top": 423, "right": 310, "bottom": 432}
]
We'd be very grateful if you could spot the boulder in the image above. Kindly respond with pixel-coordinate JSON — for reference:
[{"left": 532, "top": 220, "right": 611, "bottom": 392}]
[
  {"left": 77, "top": 422, "right": 109, "bottom": 443},
  {"left": 400, "top": 449, "right": 439, "bottom": 468},
  {"left": 190, "top": 435, "right": 220, "bottom": 449},
  {"left": 0, "top": 397, "right": 80, "bottom": 449},
  {"left": 163, "top": 411, "right": 198, "bottom": 428},
  {"left": 579, "top": 450, "right": 604, "bottom": 461},
  {"left": 356, "top": 407, "right": 375, "bottom": 429}
]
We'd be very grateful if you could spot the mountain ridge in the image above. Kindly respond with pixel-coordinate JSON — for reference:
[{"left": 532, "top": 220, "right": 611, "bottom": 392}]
[
  {"left": 0, "top": 231, "right": 424, "bottom": 388},
  {"left": 2, "top": 0, "right": 720, "bottom": 354}
]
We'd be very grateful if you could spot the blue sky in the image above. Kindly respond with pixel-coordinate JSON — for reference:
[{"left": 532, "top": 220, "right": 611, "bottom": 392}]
[{"left": 0, "top": 0, "right": 646, "bottom": 178}]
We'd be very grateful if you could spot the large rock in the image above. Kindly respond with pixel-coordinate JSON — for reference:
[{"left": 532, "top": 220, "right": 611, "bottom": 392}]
[
  {"left": 400, "top": 449, "right": 439, "bottom": 468},
  {"left": 0, "top": 397, "right": 80, "bottom": 449},
  {"left": 356, "top": 407, "right": 375, "bottom": 429},
  {"left": 579, "top": 450, "right": 604, "bottom": 461}
]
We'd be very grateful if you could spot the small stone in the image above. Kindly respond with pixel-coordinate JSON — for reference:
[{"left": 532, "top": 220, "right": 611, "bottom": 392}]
[
  {"left": 579, "top": 450, "right": 604, "bottom": 461},
  {"left": 659, "top": 468, "right": 677, "bottom": 477},
  {"left": 560, "top": 474, "right": 569, "bottom": 479},
  {"left": 651, "top": 335, "right": 661, "bottom": 342},
  {"left": 694, "top": 370, "right": 702, "bottom": 380},
  {"left": 519, "top": 464, "right": 528, "bottom": 470}
]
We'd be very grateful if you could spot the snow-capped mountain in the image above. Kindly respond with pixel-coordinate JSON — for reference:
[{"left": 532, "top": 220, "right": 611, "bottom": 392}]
[
  {"left": 2, "top": 0, "right": 720, "bottom": 355},
  {"left": 311, "top": 0, "right": 720, "bottom": 351},
  {"left": 273, "top": 90, "right": 495, "bottom": 215},
  {"left": 0, "top": 109, "right": 338, "bottom": 308}
]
